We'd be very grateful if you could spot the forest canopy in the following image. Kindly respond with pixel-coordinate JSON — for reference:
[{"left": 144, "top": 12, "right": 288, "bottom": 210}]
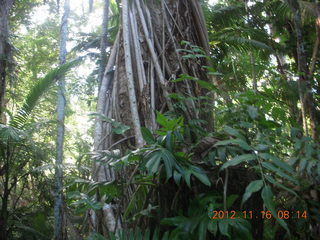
[{"left": 0, "top": 0, "right": 319, "bottom": 239}]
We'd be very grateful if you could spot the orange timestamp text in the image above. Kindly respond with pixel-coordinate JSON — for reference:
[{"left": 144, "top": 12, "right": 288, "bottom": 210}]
[{"left": 211, "top": 210, "right": 308, "bottom": 220}]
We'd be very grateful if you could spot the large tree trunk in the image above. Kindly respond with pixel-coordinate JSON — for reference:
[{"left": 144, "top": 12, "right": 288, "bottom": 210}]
[
  {"left": 97, "top": 0, "right": 213, "bottom": 150},
  {"left": 93, "top": 0, "right": 214, "bottom": 235},
  {"left": 0, "top": 0, "right": 13, "bottom": 123}
]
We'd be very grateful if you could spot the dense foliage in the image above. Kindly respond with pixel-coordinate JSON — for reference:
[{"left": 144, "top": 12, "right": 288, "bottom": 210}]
[{"left": 0, "top": 0, "right": 319, "bottom": 239}]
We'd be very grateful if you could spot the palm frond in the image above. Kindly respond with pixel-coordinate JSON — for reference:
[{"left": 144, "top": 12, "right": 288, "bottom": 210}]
[
  {"left": 212, "top": 27, "right": 274, "bottom": 53},
  {"left": 71, "top": 32, "right": 101, "bottom": 53},
  {"left": 266, "top": 1, "right": 292, "bottom": 21},
  {"left": 267, "top": 1, "right": 315, "bottom": 25},
  {"left": 10, "top": 58, "right": 82, "bottom": 129},
  {"left": 0, "top": 124, "right": 27, "bottom": 144},
  {"left": 209, "top": 4, "right": 246, "bottom": 30}
]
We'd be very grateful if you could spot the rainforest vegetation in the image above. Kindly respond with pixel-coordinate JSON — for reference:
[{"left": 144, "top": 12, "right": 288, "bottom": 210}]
[{"left": 0, "top": 0, "right": 320, "bottom": 239}]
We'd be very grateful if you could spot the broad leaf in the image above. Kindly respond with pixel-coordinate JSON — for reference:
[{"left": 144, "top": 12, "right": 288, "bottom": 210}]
[
  {"left": 190, "top": 166, "right": 211, "bottom": 187},
  {"left": 241, "top": 180, "right": 263, "bottom": 207},
  {"left": 265, "top": 175, "right": 297, "bottom": 197},
  {"left": 145, "top": 151, "right": 162, "bottom": 174},
  {"left": 223, "top": 125, "right": 246, "bottom": 141},
  {"left": 215, "top": 139, "right": 252, "bottom": 151},
  {"left": 261, "top": 186, "right": 289, "bottom": 233},
  {"left": 261, "top": 162, "right": 297, "bottom": 184},
  {"left": 221, "top": 154, "right": 256, "bottom": 170},
  {"left": 141, "top": 127, "right": 155, "bottom": 144}
]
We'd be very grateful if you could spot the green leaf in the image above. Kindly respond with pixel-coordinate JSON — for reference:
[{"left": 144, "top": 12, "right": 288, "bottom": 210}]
[
  {"left": 223, "top": 126, "right": 246, "bottom": 141},
  {"left": 247, "top": 105, "right": 258, "bottom": 119},
  {"left": 145, "top": 148, "right": 176, "bottom": 180},
  {"left": 141, "top": 127, "right": 155, "bottom": 144},
  {"left": 241, "top": 180, "right": 263, "bottom": 207},
  {"left": 265, "top": 175, "right": 297, "bottom": 197},
  {"left": 10, "top": 58, "right": 82, "bottom": 128},
  {"left": 165, "top": 131, "right": 173, "bottom": 151},
  {"left": 184, "top": 169, "right": 192, "bottom": 188},
  {"left": 156, "top": 111, "right": 169, "bottom": 128},
  {"left": 87, "top": 232, "right": 106, "bottom": 240},
  {"left": 221, "top": 154, "right": 256, "bottom": 170},
  {"left": 229, "top": 218, "right": 252, "bottom": 239},
  {"left": 161, "top": 149, "right": 175, "bottom": 180},
  {"left": 161, "top": 216, "right": 187, "bottom": 226},
  {"left": 215, "top": 139, "right": 252, "bottom": 151},
  {"left": 190, "top": 166, "right": 211, "bottom": 186},
  {"left": 171, "top": 74, "right": 198, "bottom": 83},
  {"left": 218, "top": 219, "right": 230, "bottom": 238},
  {"left": 197, "top": 80, "right": 216, "bottom": 90},
  {"left": 0, "top": 124, "right": 26, "bottom": 143},
  {"left": 111, "top": 121, "right": 130, "bottom": 134},
  {"left": 198, "top": 218, "right": 208, "bottom": 240},
  {"left": 255, "top": 144, "right": 269, "bottom": 151},
  {"left": 227, "top": 194, "right": 239, "bottom": 208},
  {"left": 259, "top": 153, "right": 294, "bottom": 174},
  {"left": 299, "top": 158, "right": 308, "bottom": 171},
  {"left": 145, "top": 151, "right": 162, "bottom": 174},
  {"left": 217, "top": 147, "right": 226, "bottom": 161},
  {"left": 261, "top": 162, "right": 297, "bottom": 184},
  {"left": 89, "top": 113, "right": 130, "bottom": 134},
  {"left": 208, "top": 220, "right": 218, "bottom": 235},
  {"left": 173, "top": 171, "right": 182, "bottom": 185},
  {"left": 261, "top": 186, "right": 289, "bottom": 233}
]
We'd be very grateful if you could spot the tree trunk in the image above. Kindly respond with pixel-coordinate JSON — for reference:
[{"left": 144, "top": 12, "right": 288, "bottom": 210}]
[
  {"left": 287, "top": 0, "right": 318, "bottom": 140},
  {"left": 93, "top": 0, "right": 214, "bottom": 235},
  {"left": 0, "top": 0, "right": 13, "bottom": 123},
  {"left": 0, "top": 153, "right": 10, "bottom": 239},
  {"left": 54, "top": 0, "right": 70, "bottom": 239},
  {"left": 99, "top": 0, "right": 213, "bottom": 150},
  {"left": 98, "top": 0, "right": 110, "bottom": 86}
]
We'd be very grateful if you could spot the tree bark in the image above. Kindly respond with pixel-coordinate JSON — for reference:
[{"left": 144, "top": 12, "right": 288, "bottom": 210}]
[
  {"left": 310, "top": 2, "right": 320, "bottom": 90},
  {"left": 54, "top": 0, "right": 70, "bottom": 239},
  {"left": 94, "top": 0, "right": 214, "bottom": 235},
  {"left": 0, "top": 152, "right": 10, "bottom": 239},
  {"left": 92, "top": 1, "right": 120, "bottom": 235},
  {"left": 98, "top": 0, "right": 110, "bottom": 86},
  {"left": 287, "top": 0, "right": 318, "bottom": 140},
  {"left": 0, "top": 0, "right": 14, "bottom": 123}
]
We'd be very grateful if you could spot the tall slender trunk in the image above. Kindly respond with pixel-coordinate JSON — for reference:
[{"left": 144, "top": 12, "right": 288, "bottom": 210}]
[
  {"left": 288, "top": 0, "right": 318, "bottom": 140},
  {"left": 0, "top": 150, "right": 10, "bottom": 239},
  {"left": 92, "top": 0, "right": 118, "bottom": 234},
  {"left": 0, "top": 0, "right": 13, "bottom": 123},
  {"left": 98, "top": 0, "right": 110, "bottom": 86},
  {"left": 310, "top": 2, "right": 320, "bottom": 94},
  {"left": 54, "top": 0, "right": 70, "bottom": 239},
  {"left": 244, "top": 0, "right": 257, "bottom": 92}
]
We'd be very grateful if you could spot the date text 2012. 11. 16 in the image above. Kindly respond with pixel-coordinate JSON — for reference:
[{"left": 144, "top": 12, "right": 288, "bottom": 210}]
[{"left": 211, "top": 210, "right": 308, "bottom": 220}]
